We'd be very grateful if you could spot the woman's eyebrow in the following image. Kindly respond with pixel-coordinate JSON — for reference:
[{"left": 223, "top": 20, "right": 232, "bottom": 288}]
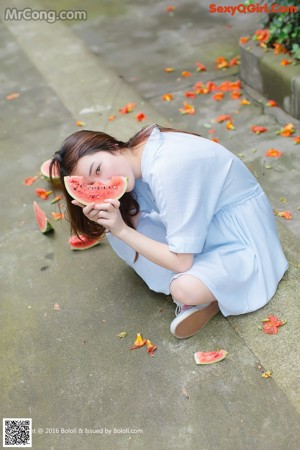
[{"left": 89, "top": 162, "right": 95, "bottom": 177}]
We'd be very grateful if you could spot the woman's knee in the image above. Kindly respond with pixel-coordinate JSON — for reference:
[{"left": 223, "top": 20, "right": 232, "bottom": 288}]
[{"left": 170, "top": 274, "right": 216, "bottom": 305}]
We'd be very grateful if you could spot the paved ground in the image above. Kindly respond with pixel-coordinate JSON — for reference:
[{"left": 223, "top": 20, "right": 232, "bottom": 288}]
[{"left": 1, "top": 1, "right": 300, "bottom": 449}]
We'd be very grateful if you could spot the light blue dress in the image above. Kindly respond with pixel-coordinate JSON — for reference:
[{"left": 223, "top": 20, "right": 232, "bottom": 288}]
[{"left": 107, "top": 125, "right": 288, "bottom": 316}]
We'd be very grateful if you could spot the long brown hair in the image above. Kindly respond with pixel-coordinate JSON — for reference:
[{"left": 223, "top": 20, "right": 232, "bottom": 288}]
[{"left": 50, "top": 124, "right": 200, "bottom": 239}]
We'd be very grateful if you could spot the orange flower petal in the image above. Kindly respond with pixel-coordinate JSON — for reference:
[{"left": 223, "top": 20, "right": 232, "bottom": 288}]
[
  {"left": 108, "top": 115, "right": 116, "bottom": 121},
  {"left": 274, "top": 210, "right": 292, "bottom": 220},
  {"left": 265, "top": 148, "right": 282, "bottom": 158},
  {"left": 164, "top": 67, "right": 175, "bottom": 72},
  {"left": 130, "top": 333, "right": 147, "bottom": 350},
  {"left": 146, "top": 339, "right": 157, "bottom": 356},
  {"left": 179, "top": 102, "right": 196, "bottom": 115},
  {"left": 24, "top": 176, "right": 38, "bottom": 186},
  {"left": 240, "top": 98, "right": 251, "bottom": 105},
  {"left": 231, "top": 90, "right": 241, "bottom": 100},
  {"left": 266, "top": 100, "right": 278, "bottom": 107},
  {"left": 162, "top": 93, "right": 174, "bottom": 101},
  {"left": 51, "top": 212, "right": 64, "bottom": 221},
  {"left": 229, "top": 56, "right": 240, "bottom": 67},
  {"left": 35, "top": 188, "right": 52, "bottom": 200},
  {"left": 239, "top": 36, "right": 250, "bottom": 45},
  {"left": 226, "top": 120, "right": 236, "bottom": 130},
  {"left": 181, "top": 71, "right": 192, "bottom": 77},
  {"left": 279, "top": 123, "right": 295, "bottom": 136},
  {"left": 212, "top": 92, "right": 224, "bottom": 101},
  {"left": 280, "top": 59, "right": 293, "bottom": 66},
  {"left": 254, "top": 29, "right": 270, "bottom": 43},
  {"left": 119, "top": 102, "right": 136, "bottom": 114},
  {"left": 196, "top": 62, "right": 207, "bottom": 72},
  {"left": 292, "top": 136, "right": 300, "bottom": 144},
  {"left": 165, "top": 5, "right": 176, "bottom": 12},
  {"left": 6, "top": 92, "right": 20, "bottom": 100},
  {"left": 215, "top": 114, "right": 232, "bottom": 123},
  {"left": 75, "top": 120, "right": 85, "bottom": 127},
  {"left": 184, "top": 91, "right": 197, "bottom": 98},
  {"left": 136, "top": 112, "right": 146, "bottom": 122},
  {"left": 251, "top": 125, "right": 268, "bottom": 134}
]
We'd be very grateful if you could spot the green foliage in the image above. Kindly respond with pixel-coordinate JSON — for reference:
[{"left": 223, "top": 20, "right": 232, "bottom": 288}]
[{"left": 263, "top": 0, "right": 300, "bottom": 60}]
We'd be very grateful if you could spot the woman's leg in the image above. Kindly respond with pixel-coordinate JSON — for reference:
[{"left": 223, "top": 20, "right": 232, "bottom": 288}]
[
  {"left": 170, "top": 274, "right": 217, "bottom": 305},
  {"left": 170, "top": 274, "right": 219, "bottom": 339}
]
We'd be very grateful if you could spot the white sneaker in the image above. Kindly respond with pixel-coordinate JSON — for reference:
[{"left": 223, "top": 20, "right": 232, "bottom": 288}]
[{"left": 170, "top": 302, "right": 220, "bottom": 339}]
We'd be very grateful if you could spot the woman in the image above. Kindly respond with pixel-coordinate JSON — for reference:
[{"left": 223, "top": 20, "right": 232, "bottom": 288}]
[{"left": 51, "top": 123, "right": 288, "bottom": 338}]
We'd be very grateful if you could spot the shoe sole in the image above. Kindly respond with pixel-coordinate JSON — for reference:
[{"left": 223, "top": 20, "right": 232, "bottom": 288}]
[{"left": 170, "top": 302, "right": 220, "bottom": 339}]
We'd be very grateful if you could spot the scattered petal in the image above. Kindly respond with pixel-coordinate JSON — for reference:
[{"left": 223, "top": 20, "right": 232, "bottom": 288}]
[
  {"left": 184, "top": 91, "right": 197, "bottom": 99},
  {"left": 239, "top": 36, "right": 250, "bottom": 45},
  {"left": 119, "top": 102, "right": 136, "bottom": 114},
  {"left": 240, "top": 98, "right": 251, "bottom": 105},
  {"left": 164, "top": 67, "right": 175, "bottom": 72},
  {"left": 266, "top": 100, "right": 278, "bottom": 107},
  {"left": 273, "top": 43, "right": 287, "bottom": 54},
  {"left": 274, "top": 210, "right": 292, "bottom": 220},
  {"left": 179, "top": 102, "right": 196, "bottom": 115},
  {"left": 35, "top": 188, "right": 52, "bottom": 200},
  {"left": 226, "top": 120, "right": 236, "bottom": 130},
  {"left": 75, "top": 120, "right": 85, "bottom": 127},
  {"left": 215, "top": 56, "right": 229, "bottom": 70},
  {"left": 117, "top": 331, "right": 128, "bottom": 339},
  {"left": 24, "top": 176, "right": 38, "bottom": 186},
  {"left": 53, "top": 303, "right": 61, "bottom": 310},
  {"left": 280, "top": 59, "right": 293, "bottom": 66},
  {"left": 211, "top": 137, "right": 219, "bottom": 143},
  {"left": 6, "top": 92, "right": 20, "bottom": 100},
  {"left": 165, "top": 5, "right": 176, "bottom": 13},
  {"left": 229, "top": 56, "right": 240, "bottom": 67},
  {"left": 215, "top": 114, "right": 232, "bottom": 123},
  {"left": 196, "top": 62, "right": 207, "bottom": 72},
  {"left": 162, "top": 93, "right": 174, "bottom": 102},
  {"left": 254, "top": 29, "right": 270, "bottom": 43},
  {"left": 51, "top": 195, "right": 63, "bottom": 204},
  {"left": 108, "top": 115, "right": 116, "bottom": 121},
  {"left": 146, "top": 339, "right": 157, "bottom": 356},
  {"left": 130, "top": 333, "right": 147, "bottom": 350},
  {"left": 265, "top": 148, "right": 282, "bottom": 158},
  {"left": 136, "top": 112, "right": 147, "bottom": 122},
  {"left": 280, "top": 197, "right": 287, "bottom": 203},
  {"left": 212, "top": 92, "right": 224, "bottom": 101},
  {"left": 278, "top": 123, "right": 295, "bottom": 137},
  {"left": 251, "top": 125, "right": 268, "bottom": 134},
  {"left": 231, "top": 90, "right": 241, "bottom": 100},
  {"left": 292, "top": 135, "right": 300, "bottom": 144},
  {"left": 181, "top": 70, "right": 192, "bottom": 77},
  {"left": 51, "top": 212, "right": 64, "bottom": 221}
]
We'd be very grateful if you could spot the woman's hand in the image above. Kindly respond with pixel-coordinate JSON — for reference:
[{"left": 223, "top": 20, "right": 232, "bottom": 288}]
[{"left": 71, "top": 199, "right": 126, "bottom": 236}]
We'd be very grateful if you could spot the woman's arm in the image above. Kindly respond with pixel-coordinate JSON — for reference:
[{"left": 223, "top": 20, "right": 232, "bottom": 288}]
[
  {"left": 73, "top": 199, "right": 193, "bottom": 273},
  {"left": 116, "top": 225, "right": 193, "bottom": 273}
]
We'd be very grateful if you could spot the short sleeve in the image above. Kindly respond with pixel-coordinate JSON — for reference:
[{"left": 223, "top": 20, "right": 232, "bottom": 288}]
[{"left": 148, "top": 139, "right": 232, "bottom": 253}]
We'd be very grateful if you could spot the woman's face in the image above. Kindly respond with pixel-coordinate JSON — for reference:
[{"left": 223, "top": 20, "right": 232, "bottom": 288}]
[{"left": 73, "top": 150, "right": 135, "bottom": 192}]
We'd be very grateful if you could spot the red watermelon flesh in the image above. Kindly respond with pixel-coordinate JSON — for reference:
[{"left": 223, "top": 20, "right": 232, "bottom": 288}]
[
  {"left": 41, "top": 159, "right": 60, "bottom": 181},
  {"left": 64, "top": 176, "right": 128, "bottom": 205},
  {"left": 69, "top": 234, "right": 104, "bottom": 250},
  {"left": 194, "top": 349, "right": 228, "bottom": 365},
  {"left": 33, "top": 201, "right": 54, "bottom": 233}
]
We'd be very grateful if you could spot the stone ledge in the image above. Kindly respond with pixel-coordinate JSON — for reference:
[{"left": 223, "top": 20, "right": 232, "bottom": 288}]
[{"left": 240, "top": 40, "right": 300, "bottom": 120}]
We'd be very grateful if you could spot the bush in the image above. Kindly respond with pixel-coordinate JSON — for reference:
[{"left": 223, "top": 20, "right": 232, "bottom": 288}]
[
  {"left": 244, "top": 0, "right": 300, "bottom": 60},
  {"left": 263, "top": 0, "right": 300, "bottom": 60}
]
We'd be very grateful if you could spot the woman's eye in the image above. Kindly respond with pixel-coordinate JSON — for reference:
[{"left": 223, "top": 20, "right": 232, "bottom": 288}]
[{"left": 95, "top": 165, "right": 101, "bottom": 175}]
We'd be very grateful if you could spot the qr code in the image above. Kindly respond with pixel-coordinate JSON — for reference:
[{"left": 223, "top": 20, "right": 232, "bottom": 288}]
[{"left": 3, "top": 419, "right": 32, "bottom": 448}]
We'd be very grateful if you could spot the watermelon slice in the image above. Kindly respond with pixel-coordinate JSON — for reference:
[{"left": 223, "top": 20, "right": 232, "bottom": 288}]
[
  {"left": 69, "top": 234, "right": 104, "bottom": 250},
  {"left": 41, "top": 159, "right": 60, "bottom": 183},
  {"left": 33, "top": 201, "right": 54, "bottom": 234},
  {"left": 64, "top": 176, "right": 128, "bottom": 205},
  {"left": 194, "top": 349, "right": 228, "bottom": 365}
]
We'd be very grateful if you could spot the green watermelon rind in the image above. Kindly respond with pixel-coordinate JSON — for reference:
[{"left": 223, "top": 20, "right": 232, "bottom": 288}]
[
  {"left": 33, "top": 201, "right": 54, "bottom": 234},
  {"left": 194, "top": 349, "right": 228, "bottom": 365},
  {"left": 69, "top": 234, "right": 104, "bottom": 250},
  {"left": 64, "top": 175, "right": 128, "bottom": 205}
]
